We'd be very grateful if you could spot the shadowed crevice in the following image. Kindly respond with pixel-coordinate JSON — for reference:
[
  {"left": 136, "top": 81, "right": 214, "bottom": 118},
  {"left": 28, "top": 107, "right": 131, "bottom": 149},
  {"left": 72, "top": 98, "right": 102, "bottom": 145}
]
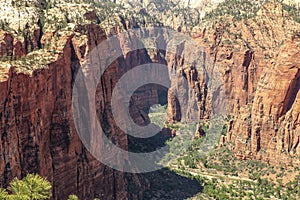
[{"left": 280, "top": 69, "right": 300, "bottom": 117}]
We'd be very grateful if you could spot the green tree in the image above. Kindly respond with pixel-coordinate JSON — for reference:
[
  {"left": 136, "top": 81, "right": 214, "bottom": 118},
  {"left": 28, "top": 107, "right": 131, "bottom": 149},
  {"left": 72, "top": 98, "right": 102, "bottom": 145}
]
[
  {"left": 0, "top": 188, "right": 8, "bottom": 199},
  {"left": 9, "top": 174, "right": 51, "bottom": 200},
  {"left": 8, "top": 177, "right": 30, "bottom": 200},
  {"left": 68, "top": 194, "right": 79, "bottom": 200}
]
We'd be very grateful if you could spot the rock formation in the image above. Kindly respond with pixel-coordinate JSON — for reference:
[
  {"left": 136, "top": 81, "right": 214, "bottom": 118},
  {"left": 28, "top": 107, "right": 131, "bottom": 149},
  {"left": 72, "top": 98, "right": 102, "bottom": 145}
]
[
  {"left": 0, "top": 26, "right": 149, "bottom": 200},
  {"left": 0, "top": 0, "right": 299, "bottom": 199},
  {"left": 165, "top": 1, "right": 300, "bottom": 166},
  {"left": 0, "top": 2, "right": 156, "bottom": 199}
]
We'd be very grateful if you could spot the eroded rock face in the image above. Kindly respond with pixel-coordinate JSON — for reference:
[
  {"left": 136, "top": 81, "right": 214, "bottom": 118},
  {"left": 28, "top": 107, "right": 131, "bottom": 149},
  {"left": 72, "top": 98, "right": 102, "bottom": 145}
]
[
  {"left": 0, "top": 32, "right": 14, "bottom": 57},
  {"left": 0, "top": 23, "right": 155, "bottom": 199},
  {"left": 165, "top": 2, "right": 300, "bottom": 165},
  {"left": 229, "top": 38, "right": 300, "bottom": 166}
]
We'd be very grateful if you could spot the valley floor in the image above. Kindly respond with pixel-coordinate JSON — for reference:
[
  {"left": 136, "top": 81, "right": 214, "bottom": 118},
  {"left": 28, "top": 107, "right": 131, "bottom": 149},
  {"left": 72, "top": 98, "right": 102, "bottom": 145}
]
[{"left": 145, "top": 105, "right": 300, "bottom": 200}]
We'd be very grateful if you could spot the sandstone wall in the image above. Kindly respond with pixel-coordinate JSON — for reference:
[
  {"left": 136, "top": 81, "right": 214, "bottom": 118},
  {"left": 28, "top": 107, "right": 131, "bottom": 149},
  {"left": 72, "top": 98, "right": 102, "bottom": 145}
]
[{"left": 0, "top": 24, "right": 153, "bottom": 200}]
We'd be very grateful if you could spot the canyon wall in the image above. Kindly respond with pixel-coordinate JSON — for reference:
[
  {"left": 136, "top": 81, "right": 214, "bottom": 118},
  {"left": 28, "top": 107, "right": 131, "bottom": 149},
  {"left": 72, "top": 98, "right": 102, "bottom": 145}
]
[
  {"left": 228, "top": 37, "right": 300, "bottom": 166},
  {"left": 165, "top": 2, "right": 300, "bottom": 165},
  {"left": 0, "top": 1, "right": 299, "bottom": 199},
  {"left": 0, "top": 22, "right": 158, "bottom": 199}
]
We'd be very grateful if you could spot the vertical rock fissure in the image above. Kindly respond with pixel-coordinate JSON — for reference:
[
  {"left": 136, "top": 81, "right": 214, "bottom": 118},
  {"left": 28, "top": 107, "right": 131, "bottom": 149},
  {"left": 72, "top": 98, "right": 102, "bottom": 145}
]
[
  {"left": 280, "top": 68, "right": 300, "bottom": 117},
  {"left": 242, "top": 50, "right": 253, "bottom": 93},
  {"left": 37, "top": 19, "right": 43, "bottom": 49}
]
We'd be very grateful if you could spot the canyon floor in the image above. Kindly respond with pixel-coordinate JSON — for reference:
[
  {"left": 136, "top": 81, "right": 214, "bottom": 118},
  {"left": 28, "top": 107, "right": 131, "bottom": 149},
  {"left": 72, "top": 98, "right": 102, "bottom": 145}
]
[{"left": 145, "top": 105, "right": 300, "bottom": 199}]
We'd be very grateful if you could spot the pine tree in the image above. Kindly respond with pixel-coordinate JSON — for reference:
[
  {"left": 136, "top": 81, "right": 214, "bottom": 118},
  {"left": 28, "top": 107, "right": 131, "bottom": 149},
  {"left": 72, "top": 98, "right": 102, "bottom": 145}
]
[
  {"left": 0, "top": 188, "right": 8, "bottom": 199},
  {"left": 68, "top": 194, "right": 79, "bottom": 200},
  {"left": 9, "top": 174, "right": 51, "bottom": 200}
]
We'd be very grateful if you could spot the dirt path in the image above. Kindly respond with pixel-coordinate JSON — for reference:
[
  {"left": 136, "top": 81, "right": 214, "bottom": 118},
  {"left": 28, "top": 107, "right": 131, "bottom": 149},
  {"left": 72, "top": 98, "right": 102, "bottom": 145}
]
[{"left": 169, "top": 164, "right": 256, "bottom": 183}]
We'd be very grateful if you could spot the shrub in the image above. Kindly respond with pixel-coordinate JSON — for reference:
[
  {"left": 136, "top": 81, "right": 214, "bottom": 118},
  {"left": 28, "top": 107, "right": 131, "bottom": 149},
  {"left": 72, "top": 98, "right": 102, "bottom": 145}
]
[
  {"left": 7, "top": 174, "right": 51, "bottom": 200},
  {"left": 68, "top": 194, "right": 79, "bottom": 200}
]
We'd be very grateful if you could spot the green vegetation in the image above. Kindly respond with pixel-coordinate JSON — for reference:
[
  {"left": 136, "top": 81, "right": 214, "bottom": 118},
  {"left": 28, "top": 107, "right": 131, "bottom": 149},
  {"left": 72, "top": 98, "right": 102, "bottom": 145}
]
[
  {"left": 178, "top": 137, "right": 206, "bottom": 169},
  {"left": 165, "top": 123, "right": 181, "bottom": 131},
  {"left": 171, "top": 143, "right": 300, "bottom": 199},
  {"left": 148, "top": 104, "right": 167, "bottom": 128},
  {"left": 281, "top": 2, "right": 300, "bottom": 23},
  {"left": 148, "top": 102, "right": 300, "bottom": 199},
  {"left": 161, "top": 122, "right": 198, "bottom": 165},
  {"left": 204, "top": 0, "right": 267, "bottom": 21},
  {"left": 205, "top": 0, "right": 300, "bottom": 23},
  {"left": 0, "top": 20, "right": 11, "bottom": 32},
  {"left": 204, "top": 147, "right": 238, "bottom": 175},
  {"left": 173, "top": 166, "right": 300, "bottom": 200},
  {"left": 0, "top": 174, "right": 95, "bottom": 200},
  {"left": 199, "top": 178, "right": 275, "bottom": 199},
  {"left": 0, "top": 174, "right": 51, "bottom": 200},
  {"left": 68, "top": 194, "right": 79, "bottom": 200},
  {"left": 221, "top": 124, "right": 228, "bottom": 136}
]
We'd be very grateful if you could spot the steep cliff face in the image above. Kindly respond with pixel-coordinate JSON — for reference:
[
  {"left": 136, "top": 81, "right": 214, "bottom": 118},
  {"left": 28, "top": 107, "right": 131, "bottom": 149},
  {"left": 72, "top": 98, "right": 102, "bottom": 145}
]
[
  {"left": 0, "top": 0, "right": 176, "bottom": 196},
  {"left": 0, "top": 26, "right": 138, "bottom": 199},
  {"left": 228, "top": 37, "right": 300, "bottom": 165},
  {"left": 0, "top": 0, "right": 170, "bottom": 198},
  {"left": 221, "top": 3, "right": 300, "bottom": 165},
  {"left": 165, "top": 44, "right": 212, "bottom": 123},
  {"left": 165, "top": 1, "right": 300, "bottom": 165}
]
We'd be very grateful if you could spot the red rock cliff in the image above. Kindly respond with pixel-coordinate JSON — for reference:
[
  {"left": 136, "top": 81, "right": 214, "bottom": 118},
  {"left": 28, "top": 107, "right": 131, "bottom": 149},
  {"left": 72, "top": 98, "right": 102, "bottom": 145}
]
[
  {"left": 166, "top": 2, "right": 300, "bottom": 165},
  {"left": 0, "top": 22, "right": 154, "bottom": 199}
]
